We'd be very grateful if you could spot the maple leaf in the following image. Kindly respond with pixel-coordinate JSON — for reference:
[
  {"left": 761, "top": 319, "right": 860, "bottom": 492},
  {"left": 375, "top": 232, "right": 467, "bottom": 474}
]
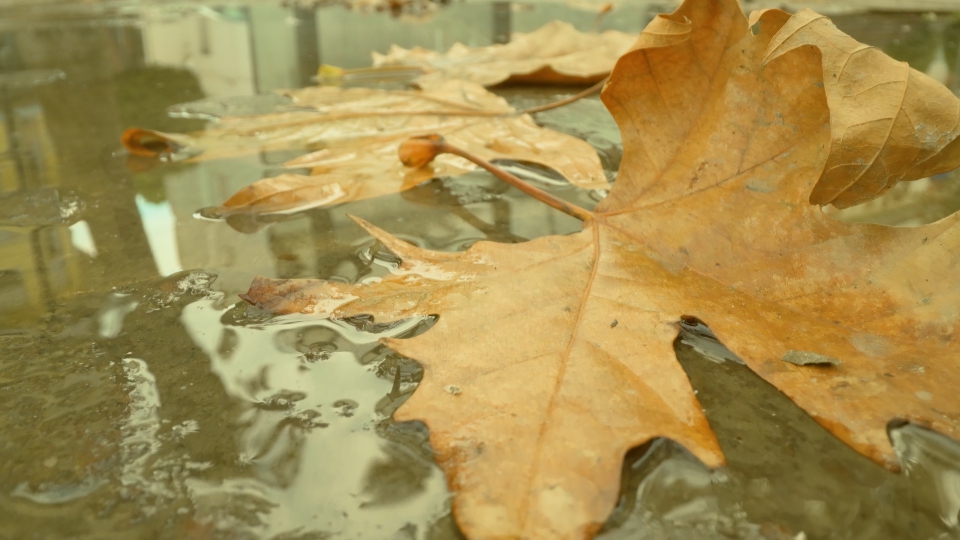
[
  {"left": 241, "top": 0, "right": 960, "bottom": 538},
  {"left": 373, "top": 21, "right": 637, "bottom": 88},
  {"left": 122, "top": 79, "right": 607, "bottom": 217}
]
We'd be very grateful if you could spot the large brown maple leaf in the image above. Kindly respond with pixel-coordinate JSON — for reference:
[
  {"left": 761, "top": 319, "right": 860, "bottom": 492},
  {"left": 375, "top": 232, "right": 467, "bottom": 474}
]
[{"left": 242, "top": 1, "right": 960, "bottom": 538}]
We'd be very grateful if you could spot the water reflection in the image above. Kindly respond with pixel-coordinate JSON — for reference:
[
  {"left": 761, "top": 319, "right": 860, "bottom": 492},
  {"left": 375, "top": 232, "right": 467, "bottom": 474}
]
[
  {"left": 143, "top": 7, "right": 258, "bottom": 97},
  {"left": 0, "top": 74, "right": 83, "bottom": 329},
  {"left": 892, "top": 424, "right": 960, "bottom": 529},
  {"left": 136, "top": 194, "right": 184, "bottom": 276},
  {"left": 181, "top": 295, "right": 451, "bottom": 538}
]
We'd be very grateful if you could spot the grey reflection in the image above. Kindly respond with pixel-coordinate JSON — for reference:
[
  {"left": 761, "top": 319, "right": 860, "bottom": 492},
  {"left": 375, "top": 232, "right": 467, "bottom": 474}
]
[
  {"left": 236, "top": 405, "right": 311, "bottom": 489},
  {"left": 0, "top": 78, "right": 85, "bottom": 327},
  {"left": 492, "top": 2, "right": 511, "bottom": 44},
  {"left": 142, "top": 7, "right": 256, "bottom": 98},
  {"left": 891, "top": 424, "right": 960, "bottom": 529},
  {"left": 182, "top": 299, "right": 450, "bottom": 537},
  {"left": 600, "top": 440, "right": 765, "bottom": 539},
  {"left": 294, "top": 6, "right": 320, "bottom": 87},
  {"left": 359, "top": 438, "right": 434, "bottom": 508}
]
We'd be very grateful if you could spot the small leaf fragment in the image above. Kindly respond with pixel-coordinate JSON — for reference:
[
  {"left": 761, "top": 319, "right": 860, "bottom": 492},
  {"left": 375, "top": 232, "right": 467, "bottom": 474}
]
[{"left": 782, "top": 350, "right": 842, "bottom": 367}]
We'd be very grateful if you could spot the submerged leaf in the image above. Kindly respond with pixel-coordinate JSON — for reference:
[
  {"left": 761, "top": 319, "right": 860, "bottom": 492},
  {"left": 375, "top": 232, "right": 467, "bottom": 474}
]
[
  {"left": 125, "top": 80, "right": 608, "bottom": 217},
  {"left": 373, "top": 21, "right": 637, "bottom": 88},
  {"left": 201, "top": 174, "right": 357, "bottom": 219},
  {"left": 243, "top": 1, "right": 960, "bottom": 538}
]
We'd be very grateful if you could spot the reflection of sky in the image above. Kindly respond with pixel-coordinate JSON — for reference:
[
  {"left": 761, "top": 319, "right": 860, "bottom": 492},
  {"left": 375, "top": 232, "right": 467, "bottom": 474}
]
[
  {"left": 136, "top": 194, "right": 183, "bottom": 276},
  {"left": 68, "top": 220, "right": 98, "bottom": 258},
  {"left": 180, "top": 298, "right": 450, "bottom": 538}
]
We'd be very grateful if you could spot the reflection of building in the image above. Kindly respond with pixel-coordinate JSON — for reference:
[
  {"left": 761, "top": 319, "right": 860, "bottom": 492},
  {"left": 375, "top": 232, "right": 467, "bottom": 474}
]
[
  {"left": 0, "top": 92, "right": 83, "bottom": 329},
  {"left": 0, "top": 102, "right": 58, "bottom": 190},
  {"left": 141, "top": 7, "right": 258, "bottom": 97},
  {"left": 140, "top": 5, "right": 318, "bottom": 95}
]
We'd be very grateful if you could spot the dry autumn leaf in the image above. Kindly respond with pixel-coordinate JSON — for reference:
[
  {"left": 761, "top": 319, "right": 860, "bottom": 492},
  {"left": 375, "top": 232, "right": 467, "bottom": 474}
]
[
  {"left": 372, "top": 21, "right": 637, "bottom": 88},
  {"left": 242, "top": 0, "right": 960, "bottom": 538},
  {"left": 123, "top": 79, "right": 608, "bottom": 217}
]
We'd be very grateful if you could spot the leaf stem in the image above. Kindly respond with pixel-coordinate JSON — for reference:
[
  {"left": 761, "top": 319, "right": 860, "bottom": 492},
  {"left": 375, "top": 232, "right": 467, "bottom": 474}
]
[
  {"left": 516, "top": 77, "right": 609, "bottom": 115},
  {"left": 399, "top": 135, "right": 594, "bottom": 221}
]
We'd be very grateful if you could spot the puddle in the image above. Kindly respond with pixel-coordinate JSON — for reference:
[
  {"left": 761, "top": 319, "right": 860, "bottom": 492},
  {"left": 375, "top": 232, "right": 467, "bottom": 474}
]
[{"left": 3, "top": 1, "right": 960, "bottom": 539}]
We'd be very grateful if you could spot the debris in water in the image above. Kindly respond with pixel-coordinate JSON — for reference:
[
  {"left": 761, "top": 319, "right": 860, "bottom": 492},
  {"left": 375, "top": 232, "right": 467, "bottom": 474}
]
[{"left": 782, "top": 350, "right": 841, "bottom": 367}]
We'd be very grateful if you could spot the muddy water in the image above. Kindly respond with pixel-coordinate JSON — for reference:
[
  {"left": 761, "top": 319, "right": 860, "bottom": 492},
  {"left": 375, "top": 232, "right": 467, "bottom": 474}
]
[{"left": 2, "top": 2, "right": 960, "bottom": 539}]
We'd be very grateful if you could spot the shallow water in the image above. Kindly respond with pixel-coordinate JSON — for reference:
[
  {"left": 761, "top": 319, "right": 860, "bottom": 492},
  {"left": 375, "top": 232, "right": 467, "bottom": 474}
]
[{"left": 2, "top": 2, "right": 960, "bottom": 539}]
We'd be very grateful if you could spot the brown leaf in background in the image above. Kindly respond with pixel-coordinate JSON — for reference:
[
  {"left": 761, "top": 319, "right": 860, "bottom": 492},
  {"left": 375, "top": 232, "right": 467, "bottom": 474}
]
[
  {"left": 243, "top": 0, "right": 960, "bottom": 538},
  {"left": 124, "top": 80, "right": 608, "bottom": 217},
  {"left": 372, "top": 21, "right": 636, "bottom": 88}
]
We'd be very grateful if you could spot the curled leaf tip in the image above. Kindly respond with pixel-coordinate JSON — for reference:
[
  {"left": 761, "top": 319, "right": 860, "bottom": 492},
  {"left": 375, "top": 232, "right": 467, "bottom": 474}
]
[{"left": 398, "top": 134, "right": 444, "bottom": 168}]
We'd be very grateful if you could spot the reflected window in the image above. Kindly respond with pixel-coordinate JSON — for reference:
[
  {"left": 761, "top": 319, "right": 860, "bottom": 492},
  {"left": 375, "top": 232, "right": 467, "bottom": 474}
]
[
  {"left": 0, "top": 269, "right": 28, "bottom": 311},
  {"left": 0, "top": 103, "right": 61, "bottom": 191},
  {"left": 41, "top": 226, "right": 70, "bottom": 291}
]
